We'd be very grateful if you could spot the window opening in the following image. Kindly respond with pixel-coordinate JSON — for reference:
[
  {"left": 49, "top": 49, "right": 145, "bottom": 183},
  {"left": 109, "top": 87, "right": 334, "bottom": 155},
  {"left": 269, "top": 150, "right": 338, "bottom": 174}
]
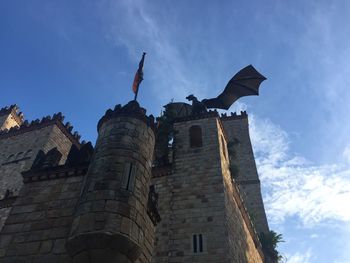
[
  {"left": 189, "top": 125, "right": 202, "bottom": 148},
  {"left": 126, "top": 163, "right": 133, "bottom": 190},
  {"left": 193, "top": 234, "right": 197, "bottom": 253},
  {"left": 192, "top": 234, "right": 204, "bottom": 253},
  {"left": 16, "top": 152, "right": 24, "bottom": 160},
  {"left": 7, "top": 154, "right": 14, "bottom": 160},
  {"left": 122, "top": 163, "right": 136, "bottom": 191},
  {"left": 199, "top": 234, "right": 203, "bottom": 252},
  {"left": 24, "top": 150, "right": 33, "bottom": 158}
]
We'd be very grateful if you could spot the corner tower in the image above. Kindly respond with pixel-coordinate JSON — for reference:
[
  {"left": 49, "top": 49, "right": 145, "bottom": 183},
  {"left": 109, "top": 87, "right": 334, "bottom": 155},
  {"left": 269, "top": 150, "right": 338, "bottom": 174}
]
[
  {"left": 67, "top": 101, "right": 157, "bottom": 263},
  {"left": 221, "top": 112, "right": 269, "bottom": 235},
  {"left": 151, "top": 111, "right": 264, "bottom": 263},
  {"left": 0, "top": 105, "right": 24, "bottom": 131}
]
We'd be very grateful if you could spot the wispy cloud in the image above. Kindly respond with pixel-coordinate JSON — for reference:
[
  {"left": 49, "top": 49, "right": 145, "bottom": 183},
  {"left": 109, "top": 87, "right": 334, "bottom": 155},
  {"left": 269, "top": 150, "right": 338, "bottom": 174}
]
[
  {"left": 290, "top": 2, "right": 350, "bottom": 164},
  {"left": 286, "top": 249, "right": 313, "bottom": 263},
  {"left": 101, "top": 0, "right": 201, "bottom": 102},
  {"left": 249, "top": 114, "right": 350, "bottom": 262},
  {"left": 249, "top": 115, "right": 350, "bottom": 227}
]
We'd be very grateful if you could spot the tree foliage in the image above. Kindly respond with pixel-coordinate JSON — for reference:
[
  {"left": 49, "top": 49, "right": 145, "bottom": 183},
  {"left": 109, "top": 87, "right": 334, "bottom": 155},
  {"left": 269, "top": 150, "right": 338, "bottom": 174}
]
[{"left": 259, "top": 230, "right": 284, "bottom": 263}]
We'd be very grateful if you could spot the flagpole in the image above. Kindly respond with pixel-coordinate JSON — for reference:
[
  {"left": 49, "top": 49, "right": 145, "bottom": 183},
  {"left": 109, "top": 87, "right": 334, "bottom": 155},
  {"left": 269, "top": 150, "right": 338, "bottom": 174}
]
[
  {"left": 132, "top": 52, "right": 146, "bottom": 102},
  {"left": 134, "top": 86, "right": 139, "bottom": 101}
]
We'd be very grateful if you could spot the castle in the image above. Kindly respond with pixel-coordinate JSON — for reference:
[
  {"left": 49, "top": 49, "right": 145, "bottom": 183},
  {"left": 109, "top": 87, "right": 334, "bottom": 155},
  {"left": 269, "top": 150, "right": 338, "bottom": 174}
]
[{"left": 0, "top": 101, "right": 269, "bottom": 263}]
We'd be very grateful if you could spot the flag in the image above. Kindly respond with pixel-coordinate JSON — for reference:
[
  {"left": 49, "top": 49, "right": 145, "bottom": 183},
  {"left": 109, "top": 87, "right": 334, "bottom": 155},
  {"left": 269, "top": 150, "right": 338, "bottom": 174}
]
[{"left": 132, "top": 52, "right": 146, "bottom": 96}]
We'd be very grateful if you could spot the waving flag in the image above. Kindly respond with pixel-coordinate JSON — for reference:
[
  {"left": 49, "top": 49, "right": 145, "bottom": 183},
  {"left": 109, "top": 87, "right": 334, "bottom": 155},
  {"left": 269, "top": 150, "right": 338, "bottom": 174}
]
[{"left": 132, "top": 52, "right": 146, "bottom": 100}]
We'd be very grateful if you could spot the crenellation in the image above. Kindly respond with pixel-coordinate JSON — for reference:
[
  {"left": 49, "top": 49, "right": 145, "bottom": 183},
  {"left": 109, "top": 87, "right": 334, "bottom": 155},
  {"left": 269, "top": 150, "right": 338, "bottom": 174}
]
[
  {"left": 0, "top": 105, "right": 24, "bottom": 132},
  {"left": 0, "top": 108, "right": 83, "bottom": 232},
  {"left": 0, "top": 101, "right": 270, "bottom": 262}
]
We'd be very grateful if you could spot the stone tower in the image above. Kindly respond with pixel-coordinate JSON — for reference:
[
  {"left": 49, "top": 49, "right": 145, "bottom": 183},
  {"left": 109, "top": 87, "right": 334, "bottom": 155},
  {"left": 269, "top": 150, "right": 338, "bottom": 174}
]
[
  {"left": 66, "top": 101, "right": 157, "bottom": 263},
  {"left": 151, "top": 111, "right": 264, "bottom": 263},
  {"left": 221, "top": 112, "right": 269, "bottom": 234},
  {"left": 0, "top": 105, "right": 24, "bottom": 131}
]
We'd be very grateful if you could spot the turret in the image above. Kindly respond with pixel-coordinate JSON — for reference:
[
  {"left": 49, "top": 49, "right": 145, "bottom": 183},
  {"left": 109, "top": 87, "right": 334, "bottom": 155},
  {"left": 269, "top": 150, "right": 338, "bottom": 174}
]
[
  {"left": 66, "top": 101, "right": 157, "bottom": 263},
  {"left": 0, "top": 104, "right": 24, "bottom": 131}
]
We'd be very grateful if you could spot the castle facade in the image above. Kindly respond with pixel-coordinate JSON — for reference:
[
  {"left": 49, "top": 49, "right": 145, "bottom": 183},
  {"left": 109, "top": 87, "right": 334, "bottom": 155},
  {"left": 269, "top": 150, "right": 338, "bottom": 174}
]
[{"left": 0, "top": 101, "right": 269, "bottom": 263}]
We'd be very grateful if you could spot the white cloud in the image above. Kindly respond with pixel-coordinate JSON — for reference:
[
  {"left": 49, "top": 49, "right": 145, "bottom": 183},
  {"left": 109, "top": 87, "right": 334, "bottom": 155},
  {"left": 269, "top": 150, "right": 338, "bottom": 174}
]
[
  {"left": 286, "top": 249, "right": 312, "bottom": 263},
  {"left": 249, "top": 115, "right": 350, "bottom": 227},
  {"left": 342, "top": 145, "right": 350, "bottom": 164},
  {"left": 309, "top": 234, "right": 318, "bottom": 239}
]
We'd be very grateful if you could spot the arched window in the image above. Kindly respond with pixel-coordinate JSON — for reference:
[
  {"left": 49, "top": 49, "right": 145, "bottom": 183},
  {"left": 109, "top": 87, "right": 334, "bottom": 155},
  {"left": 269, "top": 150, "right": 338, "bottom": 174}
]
[
  {"left": 16, "top": 152, "right": 24, "bottom": 160},
  {"left": 7, "top": 154, "right": 15, "bottom": 162},
  {"left": 189, "top": 125, "right": 202, "bottom": 148},
  {"left": 24, "top": 149, "right": 33, "bottom": 158}
]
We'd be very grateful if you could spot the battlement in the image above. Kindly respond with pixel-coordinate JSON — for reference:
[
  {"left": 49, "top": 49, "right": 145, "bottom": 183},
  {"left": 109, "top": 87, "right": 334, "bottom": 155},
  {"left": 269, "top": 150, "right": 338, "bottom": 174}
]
[
  {"left": 97, "top": 100, "right": 155, "bottom": 132},
  {"left": 0, "top": 105, "right": 20, "bottom": 116},
  {"left": 0, "top": 104, "right": 24, "bottom": 127},
  {"left": 22, "top": 164, "right": 88, "bottom": 183},
  {"left": 0, "top": 112, "right": 81, "bottom": 146},
  {"left": 173, "top": 109, "right": 219, "bottom": 123},
  {"left": 220, "top": 110, "right": 248, "bottom": 120}
]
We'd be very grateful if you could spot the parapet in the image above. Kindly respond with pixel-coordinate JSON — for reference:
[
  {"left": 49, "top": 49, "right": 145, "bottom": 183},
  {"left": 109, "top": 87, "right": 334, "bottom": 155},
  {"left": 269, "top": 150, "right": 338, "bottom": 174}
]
[
  {"left": 173, "top": 109, "right": 219, "bottom": 123},
  {"left": 21, "top": 142, "right": 93, "bottom": 183},
  {"left": 220, "top": 111, "right": 248, "bottom": 120},
  {"left": 97, "top": 100, "right": 155, "bottom": 132},
  {"left": 0, "top": 104, "right": 24, "bottom": 125},
  {"left": 0, "top": 112, "right": 81, "bottom": 146}
]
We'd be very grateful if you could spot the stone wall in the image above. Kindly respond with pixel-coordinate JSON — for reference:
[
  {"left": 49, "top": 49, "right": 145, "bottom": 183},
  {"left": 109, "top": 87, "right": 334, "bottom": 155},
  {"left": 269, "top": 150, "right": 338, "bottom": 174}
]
[
  {"left": 0, "top": 120, "right": 80, "bottom": 230},
  {"left": 151, "top": 114, "right": 263, "bottom": 262},
  {"left": 150, "top": 168, "right": 172, "bottom": 262},
  {"left": 0, "top": 166, "right": 86, "bottom": 263},
  {"left": 218, "top": 119, "right": 264, "bottom": 262},
  {"left": 221, "top": 113, "right": 269, "bottom": 234}
]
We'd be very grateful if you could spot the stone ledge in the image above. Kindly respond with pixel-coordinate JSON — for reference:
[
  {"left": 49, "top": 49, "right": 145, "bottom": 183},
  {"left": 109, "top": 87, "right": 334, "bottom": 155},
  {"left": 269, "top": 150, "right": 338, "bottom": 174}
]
[
  {"left": 1, "top": 157, "right": 31, "bottom": 166},
  {"left": 22, "top": 165, "right": 88, "bottom": 183}
]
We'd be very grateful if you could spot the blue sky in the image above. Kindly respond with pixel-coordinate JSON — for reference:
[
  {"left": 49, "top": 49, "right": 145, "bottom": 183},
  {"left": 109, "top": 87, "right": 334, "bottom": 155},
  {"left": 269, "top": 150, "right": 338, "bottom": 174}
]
[{"left": 1, "top": 1, "right": 350, "bottom": 262}]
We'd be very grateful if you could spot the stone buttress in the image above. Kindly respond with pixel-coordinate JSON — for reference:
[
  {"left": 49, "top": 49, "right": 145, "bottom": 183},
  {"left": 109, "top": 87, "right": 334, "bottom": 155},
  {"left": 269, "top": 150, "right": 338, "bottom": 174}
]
[{"left": 66, "top": 101, "right": 157, "bottom": 263}]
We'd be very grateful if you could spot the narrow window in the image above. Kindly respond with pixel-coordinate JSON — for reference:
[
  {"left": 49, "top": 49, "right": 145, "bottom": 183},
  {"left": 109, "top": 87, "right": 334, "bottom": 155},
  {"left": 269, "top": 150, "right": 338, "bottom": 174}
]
[
  {"left": 192, "top": 234, "right": 204, "bottom": 253},
  {"left": 193, "top": 234, "right": 197, "bottom": 253},
  {"left": 16, "top": 152, "right": 24, "bottom": 160},
  {"left": 122, "top": 163, "right": 136, "bottom": 191},
  {"left": 7, "top": 154, "right": 14, "bottom": 162},
  {"left": 126, "top": 164, "right": 133, "bottom": 190},
  {"left": 189, "top": 125, "right": 202, "bottom": 148},
  {"left": 24, "top": 149, "right": 33, "bottom": 158}
]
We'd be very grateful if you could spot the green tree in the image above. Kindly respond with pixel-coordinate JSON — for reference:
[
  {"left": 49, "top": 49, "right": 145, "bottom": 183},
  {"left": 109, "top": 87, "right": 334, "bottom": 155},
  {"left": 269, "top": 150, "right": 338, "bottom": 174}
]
[{"left": 259, "top": 230, "right": 284, "bottom": 263}]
